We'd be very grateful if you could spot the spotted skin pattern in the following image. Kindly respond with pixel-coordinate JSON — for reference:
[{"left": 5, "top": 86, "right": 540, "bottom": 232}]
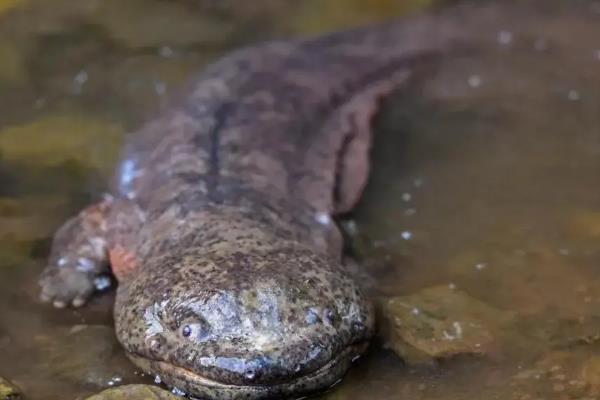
[{"left": 38, "top": 7, "right": 478, "bottom": 400}]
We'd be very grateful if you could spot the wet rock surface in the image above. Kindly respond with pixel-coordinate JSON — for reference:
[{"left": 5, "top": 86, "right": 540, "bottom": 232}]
[
  {"left": 84, "top": 385, "right": 180, "bottom": 400},
  {"left": 32, "top": 325, "right": 132, "bottom": 387},
  {"left": 377, "top": 286, "right": 511, "bottom": 364},
  {"left": 0, "top": 376, "right": 22, "bottom": 400},
  {"left": 0, "top": 1, "right": 600, "bottom": 400}
]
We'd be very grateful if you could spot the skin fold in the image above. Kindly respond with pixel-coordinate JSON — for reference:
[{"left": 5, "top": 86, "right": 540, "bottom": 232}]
[{"left": 36, "top": 4, "right": 493, "bottom": 399}]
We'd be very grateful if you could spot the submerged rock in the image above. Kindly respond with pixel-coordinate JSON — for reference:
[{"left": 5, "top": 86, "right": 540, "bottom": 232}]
[
  {"left": 581, "top": 355, "right": 600, "bottom": 393},
  {"left": 0, "top": 195, "right": 72, "bottom": 268},
  {"left": 84, "top": 385, "right": 180, "bottom": 400},
  {"left": 0, "top": 114, "right": 123, "bottom": 175},
  {"left": 92, "top": 0, "right": 235, "bottom": 49},
  {"left": 0, "top": 37, "right": 25, "bottom": 85},
  {"left": 288, "top": 0, "right": 434, "bottom": 35},
  {"left": 33, "top": 324, "right": 134, "bottom": 388},
  {"left": 0, "top": 376, "right": 22, "bottom": 400},
  {"left": 510, "top": 350, "right": 598, "bottom": 399},
  {"left": 0, "top": 0, "right": 23, "bottom": 15},
  {"left": 378, "top": 285, "right": 512, "bottom": 364},
  {"left": 569, "top": 210, "right": 600, "bottom": 238}
]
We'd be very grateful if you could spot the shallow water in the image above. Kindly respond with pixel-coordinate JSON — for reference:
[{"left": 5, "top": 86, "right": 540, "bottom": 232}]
[{"left": 0, "top": 1, "right": 599, "bottom": 399}]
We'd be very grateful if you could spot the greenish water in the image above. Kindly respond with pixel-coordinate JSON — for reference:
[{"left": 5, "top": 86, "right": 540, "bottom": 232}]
[{"left": 1, "top": 1, "right": 599, "bottom": 399}]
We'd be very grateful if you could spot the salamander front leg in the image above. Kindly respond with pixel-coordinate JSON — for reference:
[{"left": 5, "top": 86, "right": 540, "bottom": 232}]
[{"left": 39, "top": 198, "right": 113, "bottom": 308}]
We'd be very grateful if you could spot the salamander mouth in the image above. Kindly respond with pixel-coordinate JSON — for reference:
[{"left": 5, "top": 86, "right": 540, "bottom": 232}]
[{"left": 126, "top": 341, "right": 368, "bottom": 399}]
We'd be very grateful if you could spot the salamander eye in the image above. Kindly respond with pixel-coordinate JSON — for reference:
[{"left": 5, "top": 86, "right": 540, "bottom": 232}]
[
  {"left": 180, "top": 322, "right": 211, "bottom": 342},
  {"left": 182, "top": 325, "right": 192, "bottom": 337}
]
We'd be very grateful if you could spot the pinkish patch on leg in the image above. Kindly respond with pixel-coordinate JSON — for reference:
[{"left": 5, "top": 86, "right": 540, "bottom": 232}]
[{"left": 109, "top": 245, "right": 138, "bottom": 281}]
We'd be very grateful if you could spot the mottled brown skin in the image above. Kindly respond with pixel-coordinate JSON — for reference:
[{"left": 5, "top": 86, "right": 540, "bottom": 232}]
[{"left": 39, "top": 7, "right": 476, "bottom": 400}]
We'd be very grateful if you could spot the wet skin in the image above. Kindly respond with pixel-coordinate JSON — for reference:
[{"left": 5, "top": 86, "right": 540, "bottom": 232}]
[{"left": 38, "top": 7, "right": 477, "bottom": 400}]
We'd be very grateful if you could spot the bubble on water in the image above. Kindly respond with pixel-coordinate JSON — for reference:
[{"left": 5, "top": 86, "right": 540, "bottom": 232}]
[
  {"left": 402, "top": 192, "right": 412, "bottom": 202},
  {"left": 74, "top": 70, "right": 88, "bottom": 85},
  {"left": 171, "top": 387, "right": 186, "bottom": 396},
  {"left": 475, "top": 262, "right": 487, "bottom": 271},
  {"left": 154, "top": 375, "right": 162, "bottom": 384},
  {"left": 412, "top": 307, "right": 420, "bottom": 316},
  {"left": 107, "top": 376, "right": 122, "bottom": 386},
  {"left": 559, "top": 248, "right": 570, "bottom": 256},
  {"left": 468, "top": 75, "right": 482, "bottom": 88},
  {"left": 497, "top": 30, "right": 513, "bottom": 45},
  {"left": 159, "top": 46, "right": 175, "bottom": 58},
  {"left": 154, "top": 81, "right": 167, "bottom": 96},
  {"left": 413, "top": 178, "right": 423, "bottom": 188},
  {"left": 401, "top": 231, "right": 412, "bottom": 240},
  {"left": 567, "top": 90, "right": 580, "bottom": 101},
  {"left": 448, "top": 283, "right": 456, "bottom": 290},
  {"left": 404, "top": 208, "right": 417, "bottom": 216},
  {"left": 72, "top": 69, "right": 88, "bottom": 94}
]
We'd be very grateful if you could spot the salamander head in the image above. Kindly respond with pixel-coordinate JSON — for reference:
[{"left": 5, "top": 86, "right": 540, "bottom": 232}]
[{"left": 114, "top": 244, "right": 373, "bottom": 399}]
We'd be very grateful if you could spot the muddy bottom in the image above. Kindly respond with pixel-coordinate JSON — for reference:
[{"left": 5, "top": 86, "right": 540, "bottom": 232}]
[{"left": 0, "top": 1, "right": 599, "bottom": 399}]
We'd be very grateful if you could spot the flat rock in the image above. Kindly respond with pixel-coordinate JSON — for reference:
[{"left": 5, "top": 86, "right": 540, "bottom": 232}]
[
  {"left": 84, "top": 385, "right": 180, "bottom": 400},
  {"left": 378, "top": 285, "right": 512, "bottom": 364}
]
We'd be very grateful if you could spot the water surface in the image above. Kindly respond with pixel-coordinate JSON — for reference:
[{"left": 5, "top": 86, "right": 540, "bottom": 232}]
[{"left": 0, "top": 1, "right": 599, "bottom": 399}]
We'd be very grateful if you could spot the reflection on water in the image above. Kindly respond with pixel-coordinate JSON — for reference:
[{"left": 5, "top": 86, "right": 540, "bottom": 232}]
[{"left": 0, "top": 0, "right": 599, "bottom": 399}]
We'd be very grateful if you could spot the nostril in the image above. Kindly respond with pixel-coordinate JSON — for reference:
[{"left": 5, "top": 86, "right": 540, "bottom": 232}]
[
  {"left": 146, "top": 335, "right": 165, "bottom": 352},
  {"left": 324, "top": 308, "right": 336, "bottom": 325},
  {"left": 352, "top": 320, "right": 366, "bottom": 334}
]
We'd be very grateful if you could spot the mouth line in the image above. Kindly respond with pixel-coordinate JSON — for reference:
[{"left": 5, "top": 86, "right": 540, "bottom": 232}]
[{"left": 127, "top": 341, "right": 366, "bottom": 390}]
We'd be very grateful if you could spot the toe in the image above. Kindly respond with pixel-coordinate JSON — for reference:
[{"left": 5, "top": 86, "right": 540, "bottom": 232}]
[
  {"left": 72, "top": 296, "right": 86, "bottom": 308},
  {"left": 53, "top": 300, "right": 67, "bottom": 308},
  {"left": 38, "top": 267, "right": 95, "bottom": 308}
]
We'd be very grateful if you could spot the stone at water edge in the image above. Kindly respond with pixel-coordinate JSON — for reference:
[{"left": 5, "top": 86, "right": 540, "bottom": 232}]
[
  {"left": 377, "top": 285, "right": 513, "bottom": 364},
  {"left": 84, "top": 384, "right": 181, "bottom": 400},
  {"left": 0, "top": 376, "right": 22, "bottom": 400}
]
